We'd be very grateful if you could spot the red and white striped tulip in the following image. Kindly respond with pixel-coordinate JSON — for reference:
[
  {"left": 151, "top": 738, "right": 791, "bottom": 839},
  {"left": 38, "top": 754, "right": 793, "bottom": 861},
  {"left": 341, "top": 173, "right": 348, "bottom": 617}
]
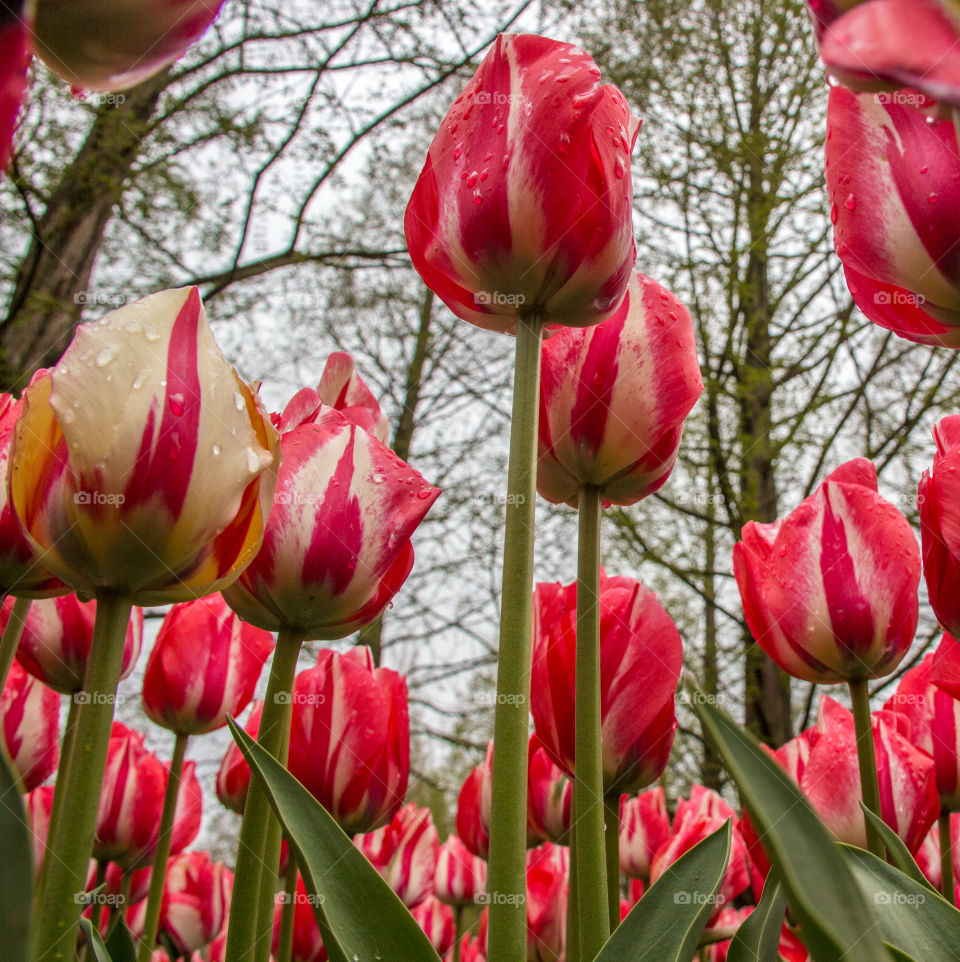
[
  {"left": 826, "top": 86, "right": 960, "bottom": 346},
  {"left": 215, "top": 700, "right": 262, "bottom": 814},
  {"left": 287, "top": 647, "right": 409, "bottom": 836},
  {"left": 435, "top": 834, "right": 487, "bottom": 907},
  {"left": 527, "top": 734, "right": 571, "bottom": 845},
  {"left": 156, "top": 851, "right": 232, "bottom": 956},
  {"left": 315, "top": 350, "right": 389, "bottom": 443},
  {"left": 1, "top": 661, "right": 59, "bottom": 791},
  {"left": 673, "top": 784, "right": 737, "bottom": 826},
  {"left": 11, "top": 594, "right": 142, "bottom": 693},
  {"left": 455, "top": 741, "right": 493, "bottom": 859},
  {"left": 733, "top": 458, "right": 920, "bottom": 683},
  {"left": 271, "top": 875, "right": 327, "bottom": 962},
  {"left": 525, "top": 843, "right": 568, "bottom": 962},
  {"left": 405, "top": 33, "right": 639, "bottom": 334},
  {"left": 920, "top": 416, "right": 960, "bottom": 635},
  {"left": 32, "top": 0, "right": 223, "bottom": 91},
  {"left": 530, "top": 572, "right": 682, "bottom": 794},
  {"left": 356, "top": 802, "right": 439, "bottom": 909},
  {"left": 10, "top": 287, "right": 280, "bottom": 603},
  {"left": 811, "top": 0, "right": 960, "bottom": 109},
  {"left": 25, "top": 785, "right": 54, "bottom": 881},
  {"left": 94, "top": 722, "right": 202, "bottom": 868},
  {"left": 916, "top": 815, "right": 960, "bottom": 902},
  {"left": 142, "top": 595, "right": 273, "bottom": 735},
  {"left": 223, "top": 388, "right": 439, "bottom": 638},
  {"left": 0, "top": 4, "right": 30, "bottom": 173},
  {"left": 537, "top": 270, "right": 702, "bottom": 507},
  {"left": 411, "top": 896, "right": 455, "bottom": 957},
  {"left": 618, "top": 786, "right": 671, "bottom": 881}
]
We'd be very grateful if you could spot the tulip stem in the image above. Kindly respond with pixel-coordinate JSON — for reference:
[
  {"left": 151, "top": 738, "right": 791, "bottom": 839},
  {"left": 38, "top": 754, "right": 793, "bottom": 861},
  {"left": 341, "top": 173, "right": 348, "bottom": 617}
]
[
  {"left": 31, "top": 593, "right": 134, "bottom": 962},
  {"left": 941, "top": 812, "right": 955, "bottom": 905},
  {"left": 225, "top": 626, "right": 304, "bottom": 962},
  {"left": 848, "top": 678, "right": 884, "bottom": 858},
  {"left": 487, "top": 313, "right": 544, "bottom": 962},
  {"left": 277, "top": 852, "right": 297, "bottom": 962},
  {"left": 0, "top": 596, "right": 30, "bottom": 691},
  {"left": 573, "top": 483, "right": 609, "bottom": 959},
  {"left": 604, "top": 793, "right": 620, "bottom": 932},
  {"left": 566, "top": 793, "right": 580, "bottom": 962},
  {"left": 452, "top": 906, "right": 463, "bottom": 962},
  {"left": 137, "top": 730, "right": 189, "bottom": 962},
  {"left": 84, "top": 860, "right": 109, "bottom": 954}
]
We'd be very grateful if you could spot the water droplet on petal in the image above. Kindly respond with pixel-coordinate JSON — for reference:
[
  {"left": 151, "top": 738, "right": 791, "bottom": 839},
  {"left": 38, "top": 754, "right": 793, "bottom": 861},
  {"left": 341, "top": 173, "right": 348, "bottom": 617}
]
[
  {"left": 844, "top": 193, "right": 856, "bottom": 211},
  {"left": 212, "top": 443, "right": 222, "bottom": 456},
  {"left": 235, "top": 393, "right": 246, "bottom": 411},
  {"left": 246, "top": 447, "right": 263, "bottom": 473},
  {"left": 169, "top": 394, "right": 185, "bottom": 416},
  {"left": 96, "top": 347, "right": 117, "bottom": 368},
  {"left": 928, "top": 192, "right": 940, "bottom": 205},
  {"left": 131, "top": 369, "right": 148, "bottom": 391},
  {"left": 143, "top": 325, "right": 161, "bottom": 342},
  {"left": 61, "top": 409, "right": 75, "bottom": 424}
]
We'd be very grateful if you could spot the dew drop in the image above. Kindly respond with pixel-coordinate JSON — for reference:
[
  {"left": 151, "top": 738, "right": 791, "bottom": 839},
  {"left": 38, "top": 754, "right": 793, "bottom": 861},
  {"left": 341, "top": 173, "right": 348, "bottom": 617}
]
[
  {"left": 61, "top": 409, "right": 75, "bottom": 424},
  {"left": 169, "top": 394, "right": 185, "bottom": 416},
  {"left": 614, "top": 159, "right": 625, "bottom": 179},
  {"left": 465, "top": 171, "right": 479, "bottom": 187},
  {"left": 246, "top": 448, "right": 262, "bottom": 473},
  {"left": 928, "top": 192, "right": 940, "bottom": 205},
  {"left": 96, "top": 347, "right": 117, "bottom": 368},
  {"left": 830, "top": 203, "right": 838, "bottom": 224},
  {"left": 143, "top": 325, "right": 161, "bottom": 342},
  {"left": 131, "top": 369, "right": 149, "bottom": 391},
  {"left": 235, "top": 392, "right": 246, "bottom": 411},
  {"left": 417, "top": 488, "right": 434, "bottom": 500},
  {"left": 844, "top": 193, "right": 856, "bottom": 211},
  {"left": 124, "top": 320, "right": 140, "bottom": 333},
  {"left": 212, "top": 443, "right": 222, "bottom": 457}
]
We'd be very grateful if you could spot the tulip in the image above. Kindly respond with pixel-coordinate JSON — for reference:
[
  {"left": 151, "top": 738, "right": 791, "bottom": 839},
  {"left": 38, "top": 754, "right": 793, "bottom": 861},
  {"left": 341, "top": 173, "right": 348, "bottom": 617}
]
[
  {"left": 734, "top": 458, "right": 919, "bottom": 683},
  {"left": 356, "top": 802, "right": 439, "bottom": 909},
  {"left": 810, "top": 0, "right": 960, "bottom": 109},
  {"left": 456, "top": 741, "right": 493, "bottom": 860},
  {"left": 405, "top": 33, "right": 639, "bottom": 334},
  {"left": 142, "top": 595, "right": 273, "bottom": 735},
  {"left": 411, "top": 896, "right": 455, "bottom": 957},
  {"left": 435, "top": 835, "right": 488, "bottom": 907},
  {"left": 0, "top": 4, "right": 30, "bottom": 172},
  {"left": 286, "top": 646, "right": 409, "bottom": 835},
  {"left": 156, "top": 851, "right": 232, "bottom": 956},
  {"left": 32, "top": 0, "right": 223, "bottom": 91},
  {"left": 920, "top": 417, "right": 960, "bottom": 634},
  {"left": 527, "top": 735, "right": 571, "bottom": 845},
  {"left": 530, "top": 572, "right": 681, "bottom": 793},
  {"left": 525, "top": 843, "right": 568, "bottom": 962},
  {"left": 271, "top": 875, "right": 327, "bottom": 962},
  {"left": 1, "top": 660, "right": 59, "bottom": 791},
  {"left": 25, "top": 785, "right": 54, "bottom": 882},
  {"left": 618, "top": 787, "right": 671, "bottom": 881},
  {"left": 916, "top": 816, "right": 960, "bottom": 904},
  {"left": 11, "top": 595, "right": 142, "bottom": 694},
  {"left": 315, "top": 350, "right": 389, "bottom": 443},
  {"left": 673, "top": 784, "right": 737, "bottom": 826},
  {"left": 825, "top": 85, "right": 960, "bottom": 346},
  {"left": 702, "top": 907, "right": 753, "bottom": 962},
  {"left": 537, "top": 270, "right": 702, "bottom": 507},
  {"left": 932, "top": 631, "right": 960, "bottom": 699},
  {"left": 215, "top": 700, "right": 263, "bottom": 814}
]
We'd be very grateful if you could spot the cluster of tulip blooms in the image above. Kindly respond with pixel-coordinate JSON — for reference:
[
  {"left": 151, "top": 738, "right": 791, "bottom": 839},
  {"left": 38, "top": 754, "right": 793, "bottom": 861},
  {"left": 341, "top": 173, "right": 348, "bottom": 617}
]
[{"left": 6, "top": 0, "right": 960, "bottom": 960}]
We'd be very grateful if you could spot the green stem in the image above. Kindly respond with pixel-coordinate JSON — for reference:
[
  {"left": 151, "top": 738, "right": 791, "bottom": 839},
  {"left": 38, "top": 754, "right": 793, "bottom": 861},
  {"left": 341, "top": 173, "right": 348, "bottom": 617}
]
[
  {"left": 487, "top": 313, "right": 544, "bottom": 961},
  {"left": 604, "top": 793, "right": 621, "bottom": 933},
  {"left": 566, "top": 793, "right": 579, "bottom": 962},
  {"left": 117, "top": 870, "right": 133, "bottom": 924},
  {"left": 137, "top": 731, "right": 189, "bottom": 961},
  {"left": 849, "top": 678, "right": 884, "bottom": 858},
  {"left": 84, "top": 860, "right": 108, "bottom": 957},
  {"left": 0, "top": 596, "right": 30, "bottom": 691},
  {"left": 941, "top": 811, "right": 955, "bottom": 906},
  {"left": 225, "top": 627, "right": 304, "bottom": 962},
  {"left": 277, "top": 849, "right": 297, "bottom": 962},
  {"left": 31, "top": 593, "right": 134, "bottom": 961},
  {"left": 573, "top": 484, "right": 609, "bottom": 959},
  {"left": 452, "top": 906, "right": 463, "bottom": 962}
]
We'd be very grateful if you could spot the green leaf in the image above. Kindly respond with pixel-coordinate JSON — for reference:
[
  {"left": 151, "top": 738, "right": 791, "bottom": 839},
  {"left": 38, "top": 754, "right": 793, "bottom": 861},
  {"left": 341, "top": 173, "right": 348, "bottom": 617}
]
[
  {"left": 858, "top": 804, "right": 938, "bottom": 894},
  {"left": 844, "top": 845, "right": 960, "bottom": 962},
  {"left": 104, "top": 917, "right": 137, "bottom": 962},
  {"left": 78, "top": 918, "right": 113, "bottom": 962},
  {"left": 227, "top": 717, "right": 440, "bottom": 962},
  {"left": 0, "top": 746, "right": 31, "bottom": 962},
  {"left": 726, "top": 876, "right": 786, "bottom": 962},
  {"left": 594, "top": 820, "right": 731, "bottom": 961},
  {"left": 688, "top": 681, "right": 893, "bottom": 962}
]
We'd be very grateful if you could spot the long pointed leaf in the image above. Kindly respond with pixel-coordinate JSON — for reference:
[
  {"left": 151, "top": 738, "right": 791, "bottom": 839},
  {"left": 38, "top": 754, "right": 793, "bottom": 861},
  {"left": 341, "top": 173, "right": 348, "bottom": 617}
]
[
  {"left": 726, "top": 876, "right": 786, "bottom": 962},
  {"left": 594, "top": 820, "right": 731, "bottom": 961},
  {"left": 228, "top": 717, "right": 440, "bottom": 962},
  {"left": 0, "top": 746, "right": 30, "bottom": 961},
  {"left": 689, "top": 682, "right": 892, "bottom": 962},
  {"left": 858, "top": 804, "right": 937, "bottom": 894},
  {"left": 78, "top": 918, "right": 113, "bottom": 962}
]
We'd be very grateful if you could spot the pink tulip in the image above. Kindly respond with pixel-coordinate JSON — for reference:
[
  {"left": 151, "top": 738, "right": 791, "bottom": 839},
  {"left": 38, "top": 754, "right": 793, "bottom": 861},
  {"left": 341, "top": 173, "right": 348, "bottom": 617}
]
[
  {"left": 702, "top": 907, "right": 754, "bottom": 962},
  {"left": 456, "top": 742, "right": 493, "bottom": 859},
  {"left": 527, "top": 734, "right": 572, "bottom": 845},
  {"left": 271, "top": 875, "right": 327, "bottom": 962},
  {"left": 157, "top": 851, "right": 232, "bottom": 955},
  {"left": 11, "top": 594, "right": 142, "bottom": 694},
  {"left": 223, "top": 386, "right": 439, "bottom": 639},
  {"left": 405, "top": 33, "right": 639, "bottom": 334},
  {"left": 525, "top": 843, "right": 568, "bottom": 962},
  {"left": 734, "top": 458, "right": 920, "bottom": 683},
  {"left": 356, "top": 802, "right": 439, "bottom": 908},
  {"left": 0, "top": 660, "right": 58, "bottom": 791},
  {"left": 825, "top": 85, "right": 960, "bottom": 346},
  {"left": 435, "top": 835, "right": 487, "bottom": 907},
  {"left": 215, "top": 700, "right": 263, "bottom": 814},
  {"left": 25, "top": 785, "right": 54, "bottom": 881},
  {"left": 673, "top": 784, "right": 737, "bottom": 826},
  {"left": 531, "top": 572, "right": 682, "bottom": 793},
  {"left": 142, "top": 595, "right": 273, "bottom": 735},
  {"left": 618, "top": 786, "right": 671, "bottom": 881},
  {"left": 315, "top": 351, "right": 389, "bottom": 443},
  {"left": 287, "top": 647, "right": 409, "bottom": 835},
  {"left": 932, "top": 631, "right": 960, "bottom": 699},
  {"left": 537, "top": 270, "right": 702, "bottom": 507},
  {"left": 915, "top": 815, "right": 960, "bottom": 903},
  {"left": 412, "top": 896, "right": 455, "bottom": 956},
  {"left": 0, "top": 5, "right": 30, "bottom": 173}
]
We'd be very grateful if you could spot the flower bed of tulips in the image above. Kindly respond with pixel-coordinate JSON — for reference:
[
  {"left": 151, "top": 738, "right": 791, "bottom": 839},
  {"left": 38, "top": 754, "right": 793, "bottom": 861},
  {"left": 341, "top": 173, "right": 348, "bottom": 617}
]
[{"left": 6, "top": 2, "right": 960, "bottom": 961}]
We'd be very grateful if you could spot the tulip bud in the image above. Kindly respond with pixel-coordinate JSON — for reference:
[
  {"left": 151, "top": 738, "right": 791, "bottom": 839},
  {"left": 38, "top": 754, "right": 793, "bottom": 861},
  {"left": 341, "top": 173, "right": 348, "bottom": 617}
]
[
  {"left": 271, "top": 875, "right": 327, "bottom": 962},
  {"left": 32, "top": 0, "right": 223, "bottom": 91},
  {"left": 527, "top": 735, "right": 572, "bottom": 845},
  {"left": 434, "top": 835, "right": 487, "bottom": 907},
  {"left": 537, "top": 271, "right": 702, "bottom": 507},
  {"left": 618, "top": 787, "right": 671, "bottom": 881},
  {"left": 734, "top": 458, "right": 920, "bottom": 683},
  {"left": 25, "top": 785, "right": 54, "bottom": 881},
  {"left": 316, "top": 351, "right": 389, "bottom": 443},
  {"left": 525, "top": 843, "right": 568, "bottom": 962},
  {"left": 10, "top": 287, "right": 280, "bottom": 603},
  {"left": 157, "top": 851, "right": 232, "bottom": 956},
  {"left": 411, "top": 896, "right": 454, "bottom": 956},
  {"left": 406, "top": 33, "right": 639, "bottom": 333},
  {"left": 530, "top": 572, "right": 681, "bottom": 794},
  {"left": 356, "top": 803, "right": 439, "bottom": 908},
  {"left": 215, "top": 700, "right": 263, "bottom": 814},
  {"left": 287, "top": 647, "right": 409, "bottom": 835},
  {"left": 11, "top": 594, "right": 142, "bottom": 694},
  {"left": 455, "top": 742, "right": 493, "bottom": 859},
  {"left": 0, "top": 4, "right": 30, "bottom": 173},
  {"left": 1, "top": 661, "right": 59, "bottom": 791},
  {"left": 142, "top": 595, "right": 273, "bottom": 735}
]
